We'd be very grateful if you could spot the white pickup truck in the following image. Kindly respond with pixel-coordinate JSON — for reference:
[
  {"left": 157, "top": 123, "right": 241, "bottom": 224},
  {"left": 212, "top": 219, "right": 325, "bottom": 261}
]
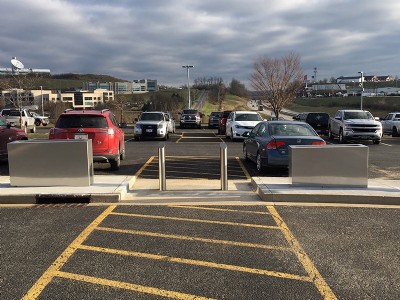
[
  {"left": 0, "top": 108, "right": 36, "bottom": 133},
  {"left": 380, "top": 112, "right": 400, "bottom": 137},
  {"left": 328, "top": 109, "right": 382, "bottom": 144}
]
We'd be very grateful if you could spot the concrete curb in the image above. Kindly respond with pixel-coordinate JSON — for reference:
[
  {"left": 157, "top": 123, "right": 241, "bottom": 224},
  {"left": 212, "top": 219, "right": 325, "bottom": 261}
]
[{"left": 251, "top": 177, "right": 400, "bottom": 205}]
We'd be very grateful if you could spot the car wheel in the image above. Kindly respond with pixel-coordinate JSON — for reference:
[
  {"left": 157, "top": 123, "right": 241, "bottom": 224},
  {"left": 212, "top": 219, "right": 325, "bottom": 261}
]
[
  {"left": 231, "top": 130, "right": 236, "bottom": 142},
  {"left": 392, "top": 126, "right": 399, "bottom": 137},
  {"left": 328, "top": 127, "right": 334, "bottom": 140},
  {"left": 243, "top": 144, "right": 250, "bottom": 161},
  {"left": 134, "top": 136, "right": 140, "bottom": 141},
  {"left": 30, "top": 124, "right": 36, "bottom": 133},
  {"left": 34, "top": 120, "right": 41, "bottom": 126},
  {"left": 256, "top": 152, "right": 266, "bottom": 174},
  {"left": 110, "top": 152, "right": 121, "bottom": 170},
  {"left": 339, "top": 129, "right": 346, "bottom": 143},
  {"left": 373, "top": 140, "right": 381, "bottom": 144},
  {"left": 120, "top": 145, "right": 126, "bottom": 160}
]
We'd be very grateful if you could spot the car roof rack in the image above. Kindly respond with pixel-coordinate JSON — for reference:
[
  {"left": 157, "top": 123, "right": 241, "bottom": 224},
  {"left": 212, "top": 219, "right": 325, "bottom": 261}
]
[
  {"left": 64, "top": 108, "right": 74, "bottom": 112},
  {"left": 101, "top": 109, "right": 109, "bottom": 114}
]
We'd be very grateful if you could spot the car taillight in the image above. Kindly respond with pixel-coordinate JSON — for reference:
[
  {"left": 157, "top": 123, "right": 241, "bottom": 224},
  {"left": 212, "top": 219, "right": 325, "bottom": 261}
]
[
  {"left": 107, "top": 128, "right": 115, "bottom": 135},
  {"left": 266, "top": 140, "right": 286, "bottom": 150},
  {"left": 311, "top": 141, "right": 326, "bottom": 145}
]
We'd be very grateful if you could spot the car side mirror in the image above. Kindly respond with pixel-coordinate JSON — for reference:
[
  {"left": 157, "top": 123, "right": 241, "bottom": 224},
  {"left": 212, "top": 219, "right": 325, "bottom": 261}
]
[{"left": 242, "top": 131, "right": 250, "bottom": 137}]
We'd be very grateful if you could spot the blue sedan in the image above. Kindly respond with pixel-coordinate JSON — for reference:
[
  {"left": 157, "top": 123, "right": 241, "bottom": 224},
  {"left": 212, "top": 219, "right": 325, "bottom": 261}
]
[{"left": 243, "top": 121, "right": 326, "bottom": 173}]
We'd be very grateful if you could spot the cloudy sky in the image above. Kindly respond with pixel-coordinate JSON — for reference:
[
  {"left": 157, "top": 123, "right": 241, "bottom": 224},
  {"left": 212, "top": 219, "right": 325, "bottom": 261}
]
[{"left": 2, "top": 0, "right": 400, "bottom": 87}]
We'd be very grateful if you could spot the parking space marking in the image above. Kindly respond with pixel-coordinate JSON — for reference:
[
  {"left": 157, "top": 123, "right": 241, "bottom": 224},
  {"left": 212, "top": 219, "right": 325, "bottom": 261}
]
[
  {"left": 134, "top": 156, "right": 155, "bottom": 177},
  {"left": 78, "top": 244, "right": 311, "bottom": 282},
  {"left": 268, "top": 206, "right": 338, "bottom": 300},
  {"left": 236, "top": 156, "right": 251, "bottom": 179},
  {"left": 21, "top": 205, "right": 117, "bottom": 300},
  {"left": 176, "top": 132, "right": 224, "bottom": 143},
  {"left": 110, "top": 211, "right": 281, "bottom": 229},
  {"left": 168, "top": 205, "right": 271, "bottom": 215},
  {"left": 55, "top": 270, "right": 214, "bottom": 300},
  {"left": 95, "top": 226, "right": 291, "bottom": 252}
]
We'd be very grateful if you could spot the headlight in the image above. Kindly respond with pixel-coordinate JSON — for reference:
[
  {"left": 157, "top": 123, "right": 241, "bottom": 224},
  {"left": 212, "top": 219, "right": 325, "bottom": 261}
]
[{"left": 134, "top": 124, "right": 141, "bottom": 130}]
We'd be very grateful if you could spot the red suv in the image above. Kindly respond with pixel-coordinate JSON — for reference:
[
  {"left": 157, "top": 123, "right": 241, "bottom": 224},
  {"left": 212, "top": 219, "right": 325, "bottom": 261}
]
[
  {"left": 49, "top": 109, "right": 125, "bottom": 170},
  {"left": 218, "top": 110, "right": 232, "bottom": 135}
]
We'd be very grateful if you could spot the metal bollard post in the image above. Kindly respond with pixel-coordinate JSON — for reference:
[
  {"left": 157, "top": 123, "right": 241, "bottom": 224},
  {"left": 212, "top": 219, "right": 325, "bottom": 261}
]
[
  {"left": 220, "top": 142, "right": 228, "bottom": 190},
  {"left": 158, "top": 142, "right": 166, "bottom": 191}
]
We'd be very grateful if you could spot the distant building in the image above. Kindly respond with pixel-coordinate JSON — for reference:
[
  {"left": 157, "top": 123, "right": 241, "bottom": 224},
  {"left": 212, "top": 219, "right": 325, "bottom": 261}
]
[
  {"left": 1, "top": 89, "right": 114, "bottom": 109},
  {"left": 336, "top": 75, "right": 393, "bottom": 83},
  {"left": 83, "top": 79, "right": 158, "bottom": 94}
]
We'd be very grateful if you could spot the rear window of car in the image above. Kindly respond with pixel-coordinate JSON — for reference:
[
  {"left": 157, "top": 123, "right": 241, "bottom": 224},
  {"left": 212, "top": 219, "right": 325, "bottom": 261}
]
[
  {"left": 182, "top": 110, "right": 198, "bottom": 115},
  {"left": 221, "top": 111, "right": 232, "bottom": 118},
  {"left": 56, "top": 115, "right": 108, "bottom": 128},
  {"left": 269, "top": 123, "right": 317, "bottom": 136},
  {"left": 306, "top": 113, "right": 329, "bottom": 123}
]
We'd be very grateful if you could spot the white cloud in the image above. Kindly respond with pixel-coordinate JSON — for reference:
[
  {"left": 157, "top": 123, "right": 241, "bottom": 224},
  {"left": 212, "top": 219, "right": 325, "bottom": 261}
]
[{"left": 1, "top": 0, "right": 400, "bottom": 87}]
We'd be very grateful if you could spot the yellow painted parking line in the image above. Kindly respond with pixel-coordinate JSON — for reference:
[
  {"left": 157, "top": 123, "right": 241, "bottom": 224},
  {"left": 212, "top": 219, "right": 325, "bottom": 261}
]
[
  {"left": 235, "top": 156, "right": 251, "bottom": 180},
  {"left": 267, "top": 206, "right": 338, "bottom": 300},
  {"left": 134, "top": 156, "right": 155, "bottom": 177},
  {"left": 168, "top": 205, "right": 271, "bottom": 215},
  {"left": 56, "top": 270, "right": 214, "bottom": 300},
  {"left": 110, "top": 212, "right": 280, "bottom": 230},
  {"left": 79, "top": 244, "right": 311, "bottom": 282},
  {"left": 96, "top": 226, "right": 292, "bottom": 252},
  {"left": 21, "top": 205, "right": 116, "bottom": 300}
]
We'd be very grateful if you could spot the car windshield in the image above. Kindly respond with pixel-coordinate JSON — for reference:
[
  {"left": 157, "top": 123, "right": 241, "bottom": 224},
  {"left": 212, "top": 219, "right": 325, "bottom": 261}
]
[
  {"left": 269, "top": 123, "right": 317, "bottom": 136},
  {"left": 210, "top": 112, "right": 220, "bottom": 117},
  {"left": 343, "top": 111, "right": 373, "bottom": 120},
  {"left": 57, "top": 115, "right": 108, "bottom": 128},
  {"left": 2, "top": 110, "right": 20, "bottom": 116},
  {"left": 140, "top": 113, "right": 164, "bottom": 121},
  {"left": 235, "top": 113, "right": 262, "bottom": 121},
  {"left": 182, "top": 110, "right": 198, "bottom": 115}
]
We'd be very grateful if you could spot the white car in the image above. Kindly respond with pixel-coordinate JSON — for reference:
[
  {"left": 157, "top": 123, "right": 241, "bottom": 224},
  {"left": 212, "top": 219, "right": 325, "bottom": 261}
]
[
  {"left": 225, "top": 111, "right": 263, "bottom": 141},
  {"left": 164, "top": 112, "right": 176, "bottom": 133},
  {"left": 134, "top": 111, "right": 169, "bottom": 141}
]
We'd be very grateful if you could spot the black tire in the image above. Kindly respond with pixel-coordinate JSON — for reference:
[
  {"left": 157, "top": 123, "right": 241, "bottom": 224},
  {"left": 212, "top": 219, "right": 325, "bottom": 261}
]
[
  {"left": 243, "top": 144, "right": 250, "bottom": 161},
  {"left": 392, "top": 127, "right": 399, "bottom": 137},
  {"left": 120, "top": 144, "right": 126, "bottom": 160},
  {"left": 373, "top": 140, "right": 381, "bottom": 144},
  {"left": 339, "top": 129, "right": 346, "bottom": 143},
  {"left": 34, "top": 120, "right": 41, "bottom": 126},
  {"left": 134, "top": 136, "right": 140, "bottom": 141},
  {"left": 110, "top": 153, "right": 121, "bottom": 170},
  {"left": 30, "top": 124, "right": 36, "bottom": 133},
  {"left": 256, "top": 152, "right": 266, "bottom": 174},
  {"left": 328, "top": 126, "right": 334, "bottom": 140}
]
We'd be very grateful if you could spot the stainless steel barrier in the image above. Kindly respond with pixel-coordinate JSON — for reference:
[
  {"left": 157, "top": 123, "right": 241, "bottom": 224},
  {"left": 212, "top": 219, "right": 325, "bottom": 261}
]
[
  {"left": 289, "top": 144, "right": 368, "bottom": 188},
  {"left": 158, "top": 142, "right": 166, "bottom": 191},
  {"left": 220, "top": 142, "right": 228, "bottom": 190},
  {"left": 8, "top": 140, "right": 94, "bottom": 187}
]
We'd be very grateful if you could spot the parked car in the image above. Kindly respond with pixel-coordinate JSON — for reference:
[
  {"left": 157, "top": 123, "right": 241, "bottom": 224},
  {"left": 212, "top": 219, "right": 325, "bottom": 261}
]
[
  {"left": 208, "top": 111, "right": 221, "bottom": 129},
  {"left": 243, "top": 120, "right": 326, "bottom": 173},
  {"left": 380, "top": 112, "right": 400, "bottom": 136},
  {"left": 217, "top": 110, "right": 232, "bottom": 135},
  {"left": 179, "top": 109, "right": 202, "bottom": 129},
  {"left": 0, "top": 116, "right": 28, "bottom": 159},
  {"left": 293, "top": 112, "right": 330, "bottom": 135},
  {"left": 134, "top": 111, "right": 169, "bottom": 140},
  {"left": 49, "top": 109, "right": 125, "bottom": 170},
  {"left": 328, "top": 110, "right": 382, "bottom": 144},
  {"left": 164, "top": 112, "right": 176, "bottom": 134},
  {"left": 30, "top": 112, "right": 50, "bottom": 126},
  {"left": 225, "top": 111, "right": 263, "bottom": 141},
  {"left": 0, "top": 108, "right": 36, "bottom": 133}
]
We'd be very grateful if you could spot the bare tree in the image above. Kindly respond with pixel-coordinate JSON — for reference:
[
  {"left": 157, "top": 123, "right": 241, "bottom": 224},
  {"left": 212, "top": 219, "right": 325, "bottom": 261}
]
[{"left": 250, "top": 52, "right": 303, "bottom": 119}]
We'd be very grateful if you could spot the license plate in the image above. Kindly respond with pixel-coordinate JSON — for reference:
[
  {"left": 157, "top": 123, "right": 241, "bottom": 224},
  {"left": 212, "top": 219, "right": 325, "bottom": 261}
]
[
  {"left": 75, "top": 134, "right": 88, "bottom": 140},
  {"left": 146, "top": 129, "right": 153, "bottom": 133}
]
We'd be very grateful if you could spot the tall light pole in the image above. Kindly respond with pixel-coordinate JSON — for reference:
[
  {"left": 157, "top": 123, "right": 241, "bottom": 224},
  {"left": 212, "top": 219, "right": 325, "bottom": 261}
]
[
  {"left": 182, "top": 65, "right": 194, "bottom": 109},
  {"left": 358, "top": 71, "right": 364, "bottom": 110},
  {"left": 40, "top": 86, "right": 44, "bottom": 116}
]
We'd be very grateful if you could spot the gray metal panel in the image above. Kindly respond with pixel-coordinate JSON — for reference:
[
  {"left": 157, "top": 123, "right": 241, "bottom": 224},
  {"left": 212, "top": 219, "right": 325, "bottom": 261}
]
[
  {"left": 8, "top": 140, "right": 93, "bottom": 187},
  {"left": 289, "top": 144, "right": 368, "bottom": 187}
]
